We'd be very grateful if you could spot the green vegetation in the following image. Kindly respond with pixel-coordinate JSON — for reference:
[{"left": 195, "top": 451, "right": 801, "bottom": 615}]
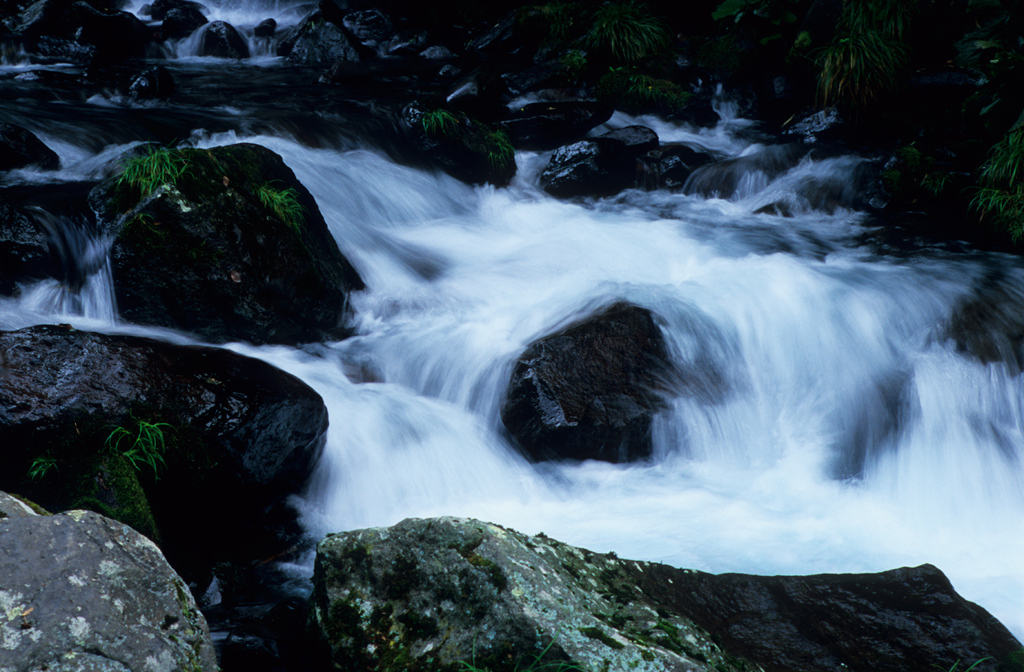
[
  {"left": 105, "top": 417, "right": 172, "bottom": 479},
  {"left": 257, "top": 181, "right": 306, "bottom": 233},
  {"left": 816, "top": 0, "right": 913, "bottom": 116},
  {"left": 457, "top": 637, "right": 586, "bottom": 672},
  {"left": 585, "top": 1, "right": 670, "bottom": 64},
  {"left": 485, "top": 129, "right": 516, "bottom": 174},
  {"left": 596, "top": 68, "right": 693, "bottom": 115},
  {"left": 580, "top": 626, "right": 625, "bottom": 650},
  {"left": 973, "top": 128, "right": 1024, "bottom": 240},
  {"left": 422, "top": 108, "right": 461, "bottom": 139},
  {"left": 945, "top": 658, "right": 992, "bottom": 672},
  {"left": 116, "top": 146, "right": 190, "bottom": 198},
  {"left": 559, "top": 49, "right": 588, "bottom": 81},
  {"left": 27, "top": 454, "right": 57, "bottom": 482}
]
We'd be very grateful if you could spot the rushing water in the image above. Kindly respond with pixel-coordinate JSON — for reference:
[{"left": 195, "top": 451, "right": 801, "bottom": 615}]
[{"left": 1, "top": 0, "right": 1023, "bottom": 642}]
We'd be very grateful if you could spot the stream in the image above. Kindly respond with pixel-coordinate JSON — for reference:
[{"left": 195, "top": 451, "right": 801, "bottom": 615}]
[{"left": 2, "top": 0, "right": 1022, "bottom": 641}]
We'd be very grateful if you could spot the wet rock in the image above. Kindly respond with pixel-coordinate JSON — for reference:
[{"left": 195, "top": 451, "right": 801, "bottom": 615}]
[
  {"left": 684, "top": 143, "right": 809, "bottom": 200},
  {"left": 160, "top": 3, "right": 207, "bottom": 40},
  {"left": 0, "top": 197, "right": 54, "bottom": 294},
  {"left": 403, "top": 102, "right": 516, "bottom": 187},
  {"left": 500, "top": 60, "right": 573, "bottom": 97},
  {"left": 498, "top": 101, "right": 614, "bottom": 151},
  {"left": 342, "top": 8, "right": 393, "bottom": 49},
  {"left": 309, "top": 516, "right": 747, "bottom": 672},
  {"left": 149, "top": 0, "right": 205, "bottom": 21},
  {"left": 0, "top": 323, "right": 329, "bottom": 576},
  {"left": 652, "top": 144, "right": 715, "bottom": 190},
  {"left": 599, "top": 125, "right": 659, "bottom": 155},
  {"left": 311, "top": 517, "right": 1022, "bottom": 672},
  {"left": 501, "top": 302, "right": 672, "bottom": 462},
  {"left": 945, "top": 280, "right": 1024, "bottom": 374},
  {"left": 127, "top": 64, "right": 175, "bottom": 99},
  {"left": 200, "top": 19, "right": 249, "bottom": 58},
  {"left": 254, "top": 17, "right": 276, "bottom": 38},
  {"left": 539, "top": 137, "right": 638, "bottom": 198},
  {"left": 0, "top": 504, "right": 218, "bottom": 672},
  {"left": 636, "top": 563, "right": 1023, "bottom": 672},
  {"left": 419, "top": 44, "right": 453, "bottom": 59},
  {"left": 89, "top": 142, "right": 364, "bottom": 345},
  {"left": 445, "top": 69, "right": 508, "bottom": 121},
  {"left": 0, "top": 123, "right": 59, "bottom": 171},
  {"left": 31, "top": 34, "right": 96, "bottom": 62},
  {"left": 63, "top": 0, "right": 152, "bottom": 61},
  {"left": 285, "top": 17, "right": 361, "bottom": 65}
]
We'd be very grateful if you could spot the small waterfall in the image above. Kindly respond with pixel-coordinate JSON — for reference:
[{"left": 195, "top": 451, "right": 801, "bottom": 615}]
[{"left": 18, "top": 211, "right": 117, "bottom": 323}]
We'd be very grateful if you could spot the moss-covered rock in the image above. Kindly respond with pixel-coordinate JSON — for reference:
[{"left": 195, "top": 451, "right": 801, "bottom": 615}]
[
  {"left": 403, "top": 103, "right": 517, "bottom": 187},
  {"left": 89, "top": 142, "right": 364, "bottom": 345}
]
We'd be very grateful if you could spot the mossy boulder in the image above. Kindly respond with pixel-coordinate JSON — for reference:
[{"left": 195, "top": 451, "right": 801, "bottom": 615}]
[
  {"left": 0, "top": 323, "right": 329, "bottom": 578},
  {"left": 403, "top": 103, "right": 517, "bottom": 187},
  {"left": 309, "top": 517, "right": 747, "bottom": 672},
  {"left": 310, "top": 517, "right": 1022, "bottom": 672},
  {"left": 89, "top": 143, "right": 365, "bottom": 345},
  {"left": 0, "top": 504, "right": 217, "bottom": 672}
]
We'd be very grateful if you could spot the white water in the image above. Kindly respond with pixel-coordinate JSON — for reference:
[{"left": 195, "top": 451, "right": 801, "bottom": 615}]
[{"left": 1, "top": 67, "right": 1021, "bottom": 640}]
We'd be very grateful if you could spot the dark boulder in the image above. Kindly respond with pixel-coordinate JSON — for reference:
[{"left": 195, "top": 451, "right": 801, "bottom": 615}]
[
  {"left": 160, "top": 3, "right": 207, "bottom": 39},
  {"left": 944, "top": 279, "right": 1024, "bottom": 374},
  {"left": 652, "top": 144, "right": 715, "bottom": 190},
  {"left": 30, "top": 34, "right": 96, "bottom": 62},
  {"left": 0, "top": 323, "right": 329, "bottom": 575},
  {"left": 63, "top": 0, "right": 152, "bottom": 61},
  {"left": 89, "top": 143, "right": 364, "bottom": 345},
  {"left": 149, "top": 0, "right": 205, "bottom": 21},
  {"left": 403, "top": 102, "right": 516, "bottom": 187},
  {"left": 127, "top": 64, "right": 175, "bottom": 99},
  {"left": 636, "top": 563, "right": 1023, "bottom": 672},
  {"left": 498, "top": 101, "right": 614, "bottom": 151},
  {"left": 500, "top": 60, "right": 574, "bottom": 97},
  {"left": 599, "top": 125, "right": 659, "bottom": 155},
  {"left": 284, "top": 17, "right": 361, "bottom": 65},
  {"left": 310, "top": 517, "right": 1023, "bottom": 672},
  {"left": 254, "top": 17, "right": 276, "bottom": 38},
  {"left": 539, "top": 137, "right": 639, "bottom": 198},
  {"left": 501, "top": 302, "right": 672, "bottom": 462},
  {"left": 0, "top": 197, "right": 54, "bottom": 294},
  {"left": 200, "top": 20, "right": 249, "bottom": 58},
  {"left": 0, "top": 123, "right": 59, "bottom": 171},
  {"left": 0, "top": 505, "right": 218, "bottom": 672},
  {"left": 342, "top": 8, "right": 393, "bottom": 49}
]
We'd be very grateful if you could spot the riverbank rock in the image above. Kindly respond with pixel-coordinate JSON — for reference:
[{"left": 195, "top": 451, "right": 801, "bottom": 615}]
[
  {"left": 0, "top": 503, "right": 217, "bottom": 672},
  {"left": 308, "top": 516, "right": 752, "bottom": 672},
  {"left": 309, "top": 517, "right": 1022, "bottom": 672},
  {"left": 501, "top": 302, "right": 672, "bottom": 462},
  {"left": 0, "top": 123, "right": 59, "bottom": 172},
  {"left": 89, "top": 142, "right": 364, "bottom": 345},
  {"left": 0, "top": 323, "right": 329, "bottom": 577}
]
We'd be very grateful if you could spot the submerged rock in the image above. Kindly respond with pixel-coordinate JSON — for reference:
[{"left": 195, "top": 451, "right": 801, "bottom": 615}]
[
  {"left": 200, "top": 19, "right": 249, "bottom": 58},
  {"left": 0, "top": 504, "right": 217, "bottom": 672},
  {"left": 0, "top": 324, "right": 329, "bottom": 576},
  {"left": 89, "top": 142, "right": 364, "bottom": 345},
  {"left": 309, "top": 517, "right": 1022, "bottom": 672},
  {"left": 0, "top": 123, "right": 59, "bottom": 172},
  {"left": 501, "top": 302, "right": 672, "bottom": 462}
]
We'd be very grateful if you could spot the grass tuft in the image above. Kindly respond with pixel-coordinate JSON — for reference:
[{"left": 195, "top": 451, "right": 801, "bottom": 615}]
[
  {"left": 596, "top": 68, "right": 693, "bottom": 115},
  {"left": 422, "top": 109, "right": 461, "bottom": 139},
  {"left": 257, "top": 182, "right": 306, "bottom": 233},
  {"left": 972, "top": 128, "right": 1024, "bottom": 241},
  {"left": 116, "top": 146, "right": 190, "bottom": 198},
  {"left": 105, "top": 418, "right": 172, "bottom": 479},
  {"left": 585, "top": 1, "right": 670, "bottom": 64},
  {"left": 485, "top": 129, "right": 515, "bottom": 174},
  {"left": 28, "top": 454, "right": 57, "bottom": 482}
]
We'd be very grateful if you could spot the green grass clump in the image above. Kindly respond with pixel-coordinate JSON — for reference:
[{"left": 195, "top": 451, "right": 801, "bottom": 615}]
[
  {"left": 27, "top": 454, "right": 57, "bottom": 482},
  {"left": 816, "top": 0, "right": 913, "bottom": 117},
  {"left": 559, "top": 49, "right": 587, "bottom": 80},
  {"left": 422, "top": 108, "right": 461, "bottom": 139},
  {"left": 116, "top": 146, "right": 190, "bottom": 198},
  {"left": 257, "top": 182, "right": 306, "bottom": 233},
  {"left": 457, "top": 637, "right": 585, "bottom": 672},
  {"left": 105, "top": 418, "right": 172, "bottom": 479},
  {"left": 585, "top": 1, "right": 670, "bottom": 64},
  {"left": 596, "top": 68, "right": 693, "bottom": 115},
  {"left": 485, "top": 129, "right": 515, "bottom": 173},
  {"left": 973, "top": 128, "right": 1024, "bottom": 241}
]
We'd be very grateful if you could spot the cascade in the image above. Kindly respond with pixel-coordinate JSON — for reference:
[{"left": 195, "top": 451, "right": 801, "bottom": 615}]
[{"left": 0, "top": 2, "right": 1021, "bottom": 643}]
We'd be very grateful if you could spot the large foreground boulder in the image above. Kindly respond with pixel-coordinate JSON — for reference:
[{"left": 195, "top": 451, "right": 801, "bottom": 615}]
[
  {"left": 309, "top": 517, "right": 1023, "bottom": 672},
  {"left": 0, "top": 503, "right": 217, "bottom": 672},
  {"left": 501, "top": 302, "right": 672, "bottom": 462},
  {"left": 0, "top": 324, "right": 328, "bottom": 575},
  {"left": 89, "top": 143, "right": 364, "bottom": 345}
]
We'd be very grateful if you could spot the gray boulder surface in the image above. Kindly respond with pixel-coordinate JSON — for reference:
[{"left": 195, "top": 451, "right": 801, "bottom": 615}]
[
  {"left": 309, "top": 517, "right": 1022, "bottom": 672},
  {"left": 0, "top": 502, "right": 217, "bottom": 672}
]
